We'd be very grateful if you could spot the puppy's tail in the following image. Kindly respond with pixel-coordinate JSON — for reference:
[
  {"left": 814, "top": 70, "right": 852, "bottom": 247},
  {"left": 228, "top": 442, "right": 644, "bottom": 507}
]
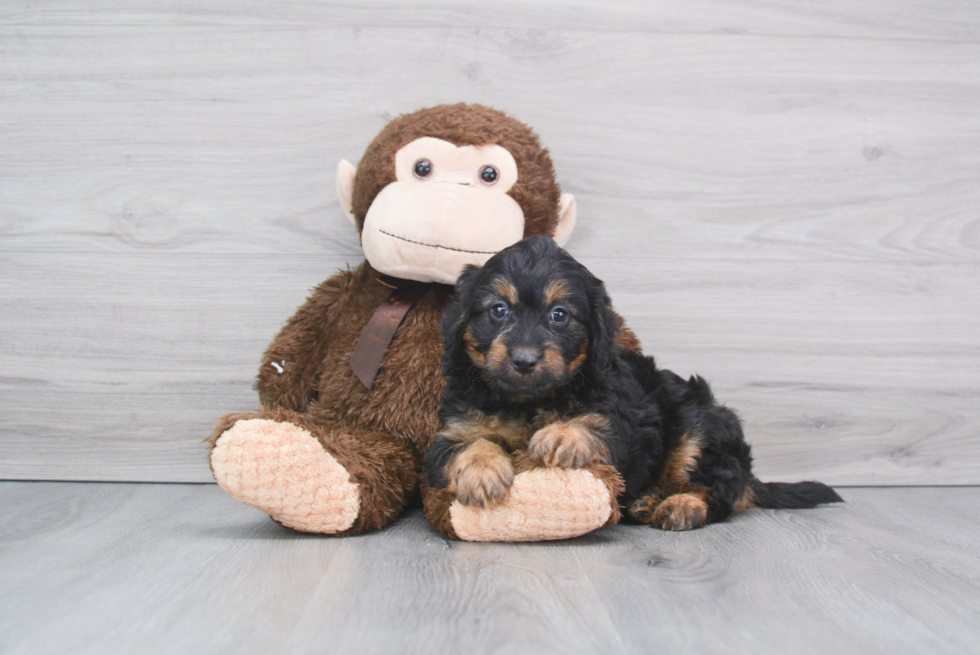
[{"left": 748, "top": 478, "right": 843, "bottom": 509}]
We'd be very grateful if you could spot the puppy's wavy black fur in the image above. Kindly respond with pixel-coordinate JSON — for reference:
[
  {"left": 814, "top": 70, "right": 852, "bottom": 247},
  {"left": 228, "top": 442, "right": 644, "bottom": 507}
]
[{"left": 426, "top": 235, "right": 842, "bottom": 529}]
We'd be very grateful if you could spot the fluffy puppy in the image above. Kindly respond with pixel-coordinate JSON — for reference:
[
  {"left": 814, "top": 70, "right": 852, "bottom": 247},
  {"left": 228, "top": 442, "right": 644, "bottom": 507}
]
[{"left": 425, "top": 235, "right": 842, "bottom": 530}]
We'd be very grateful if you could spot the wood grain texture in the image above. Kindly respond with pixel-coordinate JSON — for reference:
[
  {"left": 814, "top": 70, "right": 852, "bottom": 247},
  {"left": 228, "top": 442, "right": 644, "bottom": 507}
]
[
  {"left": 1, "top": 482, "right": 979, "bottom": 655},
  {"left": 3, "top": 4, "right": 979, "bottom": 261},
  {"left": 1, "top": 1, "right": 978, "bottom": 483},
  {"left": 2, "top": 0, "right": 979, "bottom": 39}
]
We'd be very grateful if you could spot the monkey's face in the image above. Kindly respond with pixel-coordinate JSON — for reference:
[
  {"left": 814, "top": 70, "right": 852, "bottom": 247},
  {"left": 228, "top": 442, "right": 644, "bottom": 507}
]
[{"left": 360, "top": 137, "right": 526, "bottom": 284}]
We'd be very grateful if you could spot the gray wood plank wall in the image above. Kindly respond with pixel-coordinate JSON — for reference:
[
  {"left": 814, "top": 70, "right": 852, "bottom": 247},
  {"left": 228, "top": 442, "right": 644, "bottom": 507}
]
[{"left": 2, "top": 1, "right": 978, "bottom": 484}]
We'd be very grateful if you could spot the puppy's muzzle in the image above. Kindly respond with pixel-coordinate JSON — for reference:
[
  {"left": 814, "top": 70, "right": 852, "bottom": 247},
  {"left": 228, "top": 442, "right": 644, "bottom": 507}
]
[{"left": 510, "top": 347, "right": 540, "bottom": 375}]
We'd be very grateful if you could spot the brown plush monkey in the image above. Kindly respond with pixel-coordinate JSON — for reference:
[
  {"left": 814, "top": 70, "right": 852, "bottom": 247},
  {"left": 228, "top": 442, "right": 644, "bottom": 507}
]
[{"left": 208, "top": 104, "right": 633, "bottom": 540}]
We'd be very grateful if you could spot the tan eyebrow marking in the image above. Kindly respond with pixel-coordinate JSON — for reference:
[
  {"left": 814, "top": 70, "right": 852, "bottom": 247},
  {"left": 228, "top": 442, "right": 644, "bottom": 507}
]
[
  {"left": 544, "top": 279, "right": 572, "bottom": 306},
  {"left": 490, "top": 277, "right": 518, "bottom": 305}
]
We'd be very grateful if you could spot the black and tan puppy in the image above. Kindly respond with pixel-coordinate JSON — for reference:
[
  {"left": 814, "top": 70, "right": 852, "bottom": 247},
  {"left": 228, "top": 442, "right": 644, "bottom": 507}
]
[{"left": 425, "top": 235, "right": 842, "bottom": 531}]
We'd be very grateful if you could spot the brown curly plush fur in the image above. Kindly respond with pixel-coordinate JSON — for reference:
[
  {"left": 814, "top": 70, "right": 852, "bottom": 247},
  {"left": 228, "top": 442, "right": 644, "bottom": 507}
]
[
  {"left": 420, "top": 473, "right": 461, "bottom": 540},
  {"left": 207, "top": 262, "right": 445, "bottom": 534}
]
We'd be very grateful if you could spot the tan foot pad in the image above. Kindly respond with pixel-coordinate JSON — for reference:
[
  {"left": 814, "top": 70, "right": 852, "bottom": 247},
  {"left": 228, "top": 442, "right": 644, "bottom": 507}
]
[
  {"left": 210, "top": 419, "right": 360, "bottom": 534},
  {"left": 449, "top": 468, "right": 613, "bottom": 542}
]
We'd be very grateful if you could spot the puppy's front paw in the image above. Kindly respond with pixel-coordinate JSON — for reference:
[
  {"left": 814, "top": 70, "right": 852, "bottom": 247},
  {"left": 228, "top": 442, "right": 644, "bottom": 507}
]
[
  {"left": 529, "top": 421, "right": 607, "bottom": 468},
  {"left": 449, "top": 440, "right": 515, "bottom": 507},
  {"left": 627, "top": 494, "right": 663, "bottom": 524}
]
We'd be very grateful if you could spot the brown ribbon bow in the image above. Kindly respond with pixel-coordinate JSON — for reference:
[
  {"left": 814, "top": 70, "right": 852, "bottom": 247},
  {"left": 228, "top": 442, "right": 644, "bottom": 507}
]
[{"left": 349, "top": 274, "right": 454, "bottom": 389}]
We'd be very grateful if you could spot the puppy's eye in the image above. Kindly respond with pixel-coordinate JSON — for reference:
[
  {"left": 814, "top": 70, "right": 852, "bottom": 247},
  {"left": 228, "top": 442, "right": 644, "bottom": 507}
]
[
  {"left": 414, "top": 159, "right": 433, "bottom": 179},
  {"left": 551, "top": 307, "right": 569, "bottom": 324},
  {"left": 490, "top": 302, "right": 508, "bottom": 319}
]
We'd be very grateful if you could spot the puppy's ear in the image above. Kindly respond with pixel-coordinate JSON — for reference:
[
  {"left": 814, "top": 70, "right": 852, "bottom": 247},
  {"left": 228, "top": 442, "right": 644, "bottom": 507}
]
[
  {"left": 585, "top": 275, "right": 617, "bottom": 386},
  {"left": 441, "top": 264, "right": 481, "bottom": 375}
]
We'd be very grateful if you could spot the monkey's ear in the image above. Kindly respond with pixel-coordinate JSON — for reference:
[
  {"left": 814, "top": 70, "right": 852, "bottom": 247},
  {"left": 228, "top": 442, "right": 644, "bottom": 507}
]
[
  {"left": 552, "top": 193, "right": 577, "bottom": 247},
  {"left": 336, "top": 159, "right": 357, "bottom": 228}
]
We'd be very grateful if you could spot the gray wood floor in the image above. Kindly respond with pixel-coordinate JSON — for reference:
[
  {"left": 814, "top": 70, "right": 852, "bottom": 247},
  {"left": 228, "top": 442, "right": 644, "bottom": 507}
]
[{"left": 1, "top": 482, "right": 978, "bottom": 655}]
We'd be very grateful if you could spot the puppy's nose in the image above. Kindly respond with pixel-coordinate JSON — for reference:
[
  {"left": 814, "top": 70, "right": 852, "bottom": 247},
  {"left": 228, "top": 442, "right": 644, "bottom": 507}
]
[{"left": 511, "top": 349, "right": 540, "bottom": 374}]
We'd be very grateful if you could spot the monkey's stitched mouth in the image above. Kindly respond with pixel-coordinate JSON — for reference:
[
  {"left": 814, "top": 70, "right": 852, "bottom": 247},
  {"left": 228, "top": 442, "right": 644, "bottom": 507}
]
[{"left": 378, "top": 230, "right": 499, "bottom": 255}]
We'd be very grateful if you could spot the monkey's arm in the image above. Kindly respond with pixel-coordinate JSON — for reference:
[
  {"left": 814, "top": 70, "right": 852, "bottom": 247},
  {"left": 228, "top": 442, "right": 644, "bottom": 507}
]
[{"left": 255, "top": 269, "right": 359, "bottom": 413}]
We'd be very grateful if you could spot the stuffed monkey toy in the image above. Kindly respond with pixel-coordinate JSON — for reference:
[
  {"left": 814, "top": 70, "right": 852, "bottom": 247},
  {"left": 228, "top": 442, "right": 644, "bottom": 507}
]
[{"left": 208, "top": 103, "right": 635, "bottom": 540}]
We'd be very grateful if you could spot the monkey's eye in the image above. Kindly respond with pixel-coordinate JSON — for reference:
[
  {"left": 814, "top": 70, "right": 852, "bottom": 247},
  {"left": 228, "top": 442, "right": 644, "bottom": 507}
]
[
  {"left": 414, "top": 159, "right": 433, "bottom": 179},
  {"left": 490, "top": 302, "right": 508, "bottom": 319},
  {"left": 551, "top": 307, "right": 569, "bottom": 324},
  {"left": 480, "top": 166, "right": 498, "bottom": 185}
]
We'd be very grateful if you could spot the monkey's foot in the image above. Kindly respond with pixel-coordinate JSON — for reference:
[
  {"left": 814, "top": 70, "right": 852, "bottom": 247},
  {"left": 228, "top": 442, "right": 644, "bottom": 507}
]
[
  {"left": 210, "top": 419, "right": 360, "bottom": 533},
  {"left": 425, "top": 457, "right": 624, "bottom": 542}
]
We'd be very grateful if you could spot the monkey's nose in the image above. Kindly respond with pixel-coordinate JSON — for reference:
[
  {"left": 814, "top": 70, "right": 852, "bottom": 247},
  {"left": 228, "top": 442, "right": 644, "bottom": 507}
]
[{"left": 511, "top": 349, "right": 540, "bottom": 374}]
